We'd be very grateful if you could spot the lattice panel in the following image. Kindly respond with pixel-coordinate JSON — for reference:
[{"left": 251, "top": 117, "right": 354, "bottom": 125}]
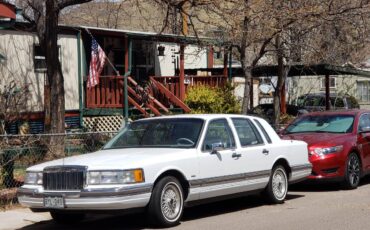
[{"left": 83, "top": 116, "right": 124, "bottom": 132}]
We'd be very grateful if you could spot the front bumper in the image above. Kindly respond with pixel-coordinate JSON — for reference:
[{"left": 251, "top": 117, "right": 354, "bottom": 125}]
[
  {"left": 308, "top": 153, "right": 345, "bottom": 180},
  {"left": 17, "top": 184, "right": 152, "bottom": 211}
]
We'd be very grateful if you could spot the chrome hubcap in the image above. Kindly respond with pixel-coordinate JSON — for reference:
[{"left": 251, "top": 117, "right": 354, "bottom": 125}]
[
  {"left": 348, "top": 155, "right": 360, "bottom": 186},
  {"left": 161, "top": 182, "right": 182, "bottom": 221},
  {"left": 272, "top": 168, "right": 287, "bottom": 200}
]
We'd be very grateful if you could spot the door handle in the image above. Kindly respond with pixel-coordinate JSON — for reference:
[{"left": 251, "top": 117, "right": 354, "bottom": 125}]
[
  {"left": 262, "top": 149, "right": 269, "bottom": 155},
  {"left": 232, "top": 152, "right": 242, "bottom": 158}
]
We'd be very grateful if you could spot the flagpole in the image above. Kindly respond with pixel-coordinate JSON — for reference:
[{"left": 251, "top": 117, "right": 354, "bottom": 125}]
[{"left": 85, "top": 28, "right": 120, "bottom": 76}]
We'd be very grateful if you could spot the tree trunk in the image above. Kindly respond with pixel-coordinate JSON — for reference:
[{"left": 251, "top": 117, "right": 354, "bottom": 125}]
[
  {"left": 273, "top": 35, "right": 290, "bottom": 129},
  {"left": 241, "top": 66, "right": 252, "bottom": 114},
  {"left": 45, "top": 0, "right": 65, "bottom": 159}
]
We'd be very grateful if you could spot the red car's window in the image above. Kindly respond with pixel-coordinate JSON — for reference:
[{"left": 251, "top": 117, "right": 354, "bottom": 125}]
[{"left": 285, "top": 114, "right": 354, "bottom": 134}]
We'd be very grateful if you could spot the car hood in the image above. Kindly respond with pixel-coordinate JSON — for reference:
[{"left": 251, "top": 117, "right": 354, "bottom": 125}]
[
  {"left": 27, "top": 148, "right": 192, "bottom": 171},
  {"left": 281, "top": 132, "right": 353, "bottom": 147}
]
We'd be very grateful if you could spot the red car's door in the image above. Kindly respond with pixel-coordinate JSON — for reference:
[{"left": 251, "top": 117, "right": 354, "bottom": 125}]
[{"left": 357, "top": 113, "right": 370, "bottom": 170}]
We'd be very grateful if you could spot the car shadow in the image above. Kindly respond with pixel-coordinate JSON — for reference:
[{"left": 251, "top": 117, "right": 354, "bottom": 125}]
[
  {"left": 17, "top": 194, "right": 304, "bottom": 230},
  {"left": 290, "top": 174, "right": 370, "bottom": 192}
]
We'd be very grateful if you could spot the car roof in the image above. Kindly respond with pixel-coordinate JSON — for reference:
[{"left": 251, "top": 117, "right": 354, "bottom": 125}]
[
  {"left": 301, "top": 109, "right": 370, "bottom": 116},
  {"left": 135, "top": 114, "right": 260, "bottom": 121}
]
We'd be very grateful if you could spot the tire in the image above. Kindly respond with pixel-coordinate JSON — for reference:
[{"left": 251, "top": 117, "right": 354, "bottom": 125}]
[
  {"left": 342, "top": 153, "right": 361, "bottom": 189},
  {"left": 50, "top": 211, "right": 85, "bottom": 224},
  {"left": 147, "top": 176, "right": 184, "bottom": 227},
  {"left": 265, "top": 165, "right": 288, "bottom": 204}
]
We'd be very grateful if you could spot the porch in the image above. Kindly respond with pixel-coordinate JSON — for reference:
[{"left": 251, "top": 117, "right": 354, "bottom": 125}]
[{"left": 85, "top": 74, "right": 227, "bottom": 117}]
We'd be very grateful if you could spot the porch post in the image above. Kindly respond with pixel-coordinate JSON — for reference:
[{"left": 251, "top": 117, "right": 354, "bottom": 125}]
[
  {"left": 77, "top": 30, "right": 83, "bottom": 127},
  {"left": 223, "top": 48, "right": 228, "bottom": 77},
  {"left": 325, "top": 74, "right": 330, "bottom": 110},
  {"left": 124, "top": 36, "right": 131, "bottom": 123},
  {"left": 228, "top": 46, "right": 232, "bottom": 82},
  {"left": 180, "top": 44, "right": 185, "bottom": 101},
  {"left": 207, "top": 46, "right": 214, "bottom": 69},
  {"left": 281, "top": 82, "right": 286, "bottom": 114}
]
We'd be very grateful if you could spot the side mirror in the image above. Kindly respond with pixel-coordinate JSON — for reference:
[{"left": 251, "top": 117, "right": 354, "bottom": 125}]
[{"left": 210, "top": 142, "right": 225, "bottom": 154}]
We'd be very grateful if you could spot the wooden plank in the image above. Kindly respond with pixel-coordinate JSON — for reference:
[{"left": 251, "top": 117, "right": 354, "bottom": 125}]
[
  {"left": 127, "top": 86, "right": 162, "bottom": 116},
  {"left": 128, "top": 96, "right": 149, "bottom": 117},
  {"left": 101, "top": 77, "right": 105, "bottom": 106},
  {"left": 128, "top": 77, "right": 169, "bottom": 113},
  {"left": 150, "top": 77, "right": 191, "bottom": 113}
]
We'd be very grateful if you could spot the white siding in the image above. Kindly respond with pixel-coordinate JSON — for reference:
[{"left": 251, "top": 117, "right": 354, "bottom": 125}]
[{"left": 0, "top": 30, "right": 80, "bottom": 112}]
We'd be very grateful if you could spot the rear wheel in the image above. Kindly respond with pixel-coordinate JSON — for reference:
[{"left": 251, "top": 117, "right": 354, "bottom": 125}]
[
  {"left": 343, "top": 153, "right": 361, "bottom": 189},
  {"left": 147, "top": 176, "right": 184, "bottom": 227},
  {"left": 265, "top": 165, "right": 288, "bottom": 204},
  {"left": 50, "top": 211, "right": 85, "bottom": 224}
]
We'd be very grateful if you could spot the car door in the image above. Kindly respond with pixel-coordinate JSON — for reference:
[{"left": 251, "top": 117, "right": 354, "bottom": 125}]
[
  {"left": 230, "top": 118, "right": 272, "bottom": 192},
  {"left": 357, "top": 113, "right": 370, "bottom": 169},
  {"left": 197, "top": 118, "right": 243, "bottom": 199}
]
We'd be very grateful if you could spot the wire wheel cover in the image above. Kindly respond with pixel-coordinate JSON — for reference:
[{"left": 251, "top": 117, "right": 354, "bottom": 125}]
[
  {"left": 160, "top": 182, "right": 183, "bottom": 221},
  {"left": 272, "top": 168, "right": 287, "bottom": 200}
]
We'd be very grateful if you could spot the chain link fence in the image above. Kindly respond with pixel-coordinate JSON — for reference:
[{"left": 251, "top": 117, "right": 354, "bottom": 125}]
[{"left": 0, "top": 131, "right": 117, "bottom": 209}]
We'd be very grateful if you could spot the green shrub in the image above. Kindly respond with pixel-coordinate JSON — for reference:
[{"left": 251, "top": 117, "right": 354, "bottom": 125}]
[{"left": 185, "top": 83, "right": 241, "bottom": 114}]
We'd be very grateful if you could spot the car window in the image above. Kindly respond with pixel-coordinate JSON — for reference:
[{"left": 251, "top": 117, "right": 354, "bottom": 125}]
[
  {"left": 285, "top": 114, "right": 354, "bottom": 134},
  {"left": 358, "top": 114, "right": 370, "bottom": 132},
  {"left": 332, "top": 97, "right": 345, "bottom": 108},
  {"left": 254, "top": 119, "right": 272, "bottom": 143},
  {"left": 231, "top": 118, "right": 264, "bottom": 147},
  {"left": 104, "top": 118, "right": 204, "bottom": 149},
  {"left": 202, "top": 119, "right": 235, "bottom": 151}
]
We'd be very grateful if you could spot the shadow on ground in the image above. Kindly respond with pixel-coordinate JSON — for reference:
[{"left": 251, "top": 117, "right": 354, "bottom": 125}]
[
  {"left": 290, "top": 175, "right": 370, "bottom": 192},
  {"left": 17, "top": 193, "right": 303, "bottom": 230}
]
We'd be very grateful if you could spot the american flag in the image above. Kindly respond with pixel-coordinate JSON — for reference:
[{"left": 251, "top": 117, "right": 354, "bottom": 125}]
[{"left": 87, "top": 38, "right": 107, "bottom": 89}]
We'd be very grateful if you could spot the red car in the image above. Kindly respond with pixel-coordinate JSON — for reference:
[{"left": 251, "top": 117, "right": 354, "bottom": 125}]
[{"left": 281, "top": 110, "right": 370, "bottom": 189}]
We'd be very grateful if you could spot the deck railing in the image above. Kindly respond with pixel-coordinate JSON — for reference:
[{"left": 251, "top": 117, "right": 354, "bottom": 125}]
[
  {"left": 85, "top": 75, "right": 227, "bottom": 112},
  {"left": 151, "top": 75, "right": 227, "bottom": 99}
]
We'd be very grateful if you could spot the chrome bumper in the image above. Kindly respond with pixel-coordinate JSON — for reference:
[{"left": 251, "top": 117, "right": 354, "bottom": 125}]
[{"left": 17, "top": 185, "right": 152, "bottom": 210}]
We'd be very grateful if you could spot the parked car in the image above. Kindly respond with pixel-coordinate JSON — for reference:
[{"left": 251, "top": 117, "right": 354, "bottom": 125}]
[
  {"left": 248, "top": 103, "right": 306, "bottom": 124},
  {"left": 281, "top": 110, "right": 370, "bottom": 189},
  {"left": 18, "top": 114, "right": 311, "bottom": 227},
  {"left": 294, "top": 93, "right": 359, "bottom": 112}
]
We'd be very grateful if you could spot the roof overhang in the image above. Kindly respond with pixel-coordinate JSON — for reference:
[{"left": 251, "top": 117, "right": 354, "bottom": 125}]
[
  {"left": 185, "top": 64, "right": 370, "bottom": 77},
  {"left": 79, "top": 25, "right": 219, "bottom": 46},
  {"left": 0, "top": 2, "right": 15, "bottom": 19}
]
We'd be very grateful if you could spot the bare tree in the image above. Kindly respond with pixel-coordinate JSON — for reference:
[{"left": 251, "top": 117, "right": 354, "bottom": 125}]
[{"left": 15, "top": 0, "right": 93, "bottom": 158}]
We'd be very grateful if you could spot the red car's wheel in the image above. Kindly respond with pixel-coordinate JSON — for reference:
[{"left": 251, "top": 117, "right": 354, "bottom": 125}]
[{"left": 343, "top": 153, "right": 361, "bottom": 189}]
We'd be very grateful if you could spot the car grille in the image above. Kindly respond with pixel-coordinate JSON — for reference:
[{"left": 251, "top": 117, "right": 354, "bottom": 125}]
[{"left": 43, "top": 166, "right": 86, "bottom": 190}]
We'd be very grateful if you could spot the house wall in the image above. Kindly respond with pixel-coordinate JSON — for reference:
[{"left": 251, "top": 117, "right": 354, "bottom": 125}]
[
  {"left": 0, "top": 30, "right": 80, "bottom": 113},
  {"left": 155, "top": 43, "right": 208, "bottom": 76},
  {"left": 287, "top": 75, "right": 370, "bottom": 109}
]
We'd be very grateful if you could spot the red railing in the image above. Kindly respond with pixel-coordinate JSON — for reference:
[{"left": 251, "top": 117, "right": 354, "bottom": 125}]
[
  {"left": 151, "top": 75, "right": 227, "bottom": 99},
  {"left": 86, "top": 75, "right": 227, "bottom": 114},
  {"left": 86, "top": 76, "right": 124, "bottom": 108}
]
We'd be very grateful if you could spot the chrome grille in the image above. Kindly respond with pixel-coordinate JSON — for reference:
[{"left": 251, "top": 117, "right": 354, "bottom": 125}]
[{"left": 43, "top": 166, "right": 86, "bottom": 190}]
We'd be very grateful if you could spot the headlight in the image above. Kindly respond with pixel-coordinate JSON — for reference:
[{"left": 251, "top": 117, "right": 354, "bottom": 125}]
[
  {"left": 87, "top": 169, "right": 144, "bottom": 185},
  {"left": 312, "top": 145, "right": 343, "bottom": 156},
  {"left": 24, "top": 171, "right": 43, "bottom": 185}
]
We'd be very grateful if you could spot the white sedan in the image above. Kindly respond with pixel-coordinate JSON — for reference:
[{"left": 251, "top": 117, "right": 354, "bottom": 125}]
[{"left": 18, "top": 114, "right": 311, "bottom": 227}]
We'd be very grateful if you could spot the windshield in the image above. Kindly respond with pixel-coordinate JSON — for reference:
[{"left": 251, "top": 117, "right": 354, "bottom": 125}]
[
  {"left": 285, "top": 114, "right": 354, "bottom": 134},
  {"left": 104, "top": 118, "right": 204, "bottom": 149}
]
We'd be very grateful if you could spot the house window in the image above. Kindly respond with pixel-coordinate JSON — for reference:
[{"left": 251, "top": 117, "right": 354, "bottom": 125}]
[
  {"left": 320, "top": 76, "right": 336, "bottom": 89},
  {"left": 34, "top": 44, "right": 61, "bottom": 73},
  {"left": 357, "top": 81, "right": 370, "bottom": 102},
  {"left": 34, "top": 45, "right": 46, "bottom": 72}
]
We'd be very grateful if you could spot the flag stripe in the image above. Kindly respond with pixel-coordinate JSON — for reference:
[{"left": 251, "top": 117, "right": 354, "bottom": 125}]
[{"left": 87, "top": 38, "right": 107, "bottom": 89}]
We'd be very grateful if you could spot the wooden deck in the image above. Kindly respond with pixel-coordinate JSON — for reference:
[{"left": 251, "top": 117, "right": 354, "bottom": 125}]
[{"left": 86, "top": 75, "right": 227, "bottom": 116}]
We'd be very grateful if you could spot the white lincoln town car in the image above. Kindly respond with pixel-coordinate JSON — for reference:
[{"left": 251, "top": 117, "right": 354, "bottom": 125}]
[{"left": 18, "top": 114, "right": 311, "bottom": 227}]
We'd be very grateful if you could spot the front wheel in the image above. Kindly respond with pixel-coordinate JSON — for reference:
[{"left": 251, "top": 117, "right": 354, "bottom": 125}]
[
  {"left": 147, "top": 176, "right": 184, "bottom": 227},
  {"left": 342, "top": 153, "right": 361, "bottom": 189},
  {"left": 265, "top": 165, "right": 288, "bottom": 204}
]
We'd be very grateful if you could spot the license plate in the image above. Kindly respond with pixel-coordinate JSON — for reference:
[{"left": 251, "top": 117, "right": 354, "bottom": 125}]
[{"left": 44, "top": 196, "right": 65, "bottom": 209}]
